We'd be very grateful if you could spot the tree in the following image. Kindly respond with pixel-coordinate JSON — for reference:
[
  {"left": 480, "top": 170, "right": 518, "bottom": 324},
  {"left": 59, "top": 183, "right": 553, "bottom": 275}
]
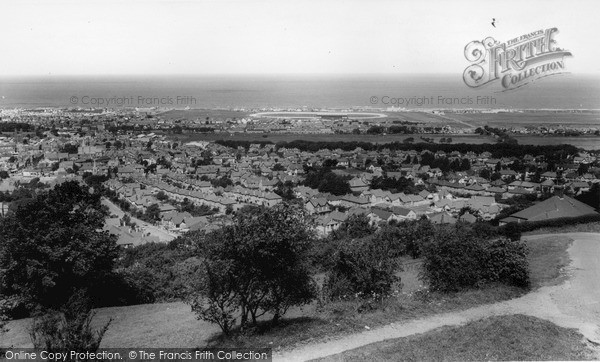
[
  {"left": 0, "top": 171, "right": 9, "bottom": 179},
  {"left": 0, "top": 181, "right": 119, "bottom": 314},
  {"left": 272, "top": 163, "right": 285, "bottom": 171},
  {"left": 189, "top": 260, "right": 237, "bottom": 335},
  {"left": 337, "top": 214, "right": 376, "bottom": 239},
  {"left": 576, "top": 183, "right": 600, "bottom": 210},
  {"left": 188, "top": 204, "right": 317, "bottom": 332},
  {"left": 59, "top": 143, "right": 79, "bottom": 154},
  {"left": 274, "top": 180, "right": 296, "bottom": 201},
  {"left": 156, "top": 191, "right": 169, "bottom": 201},
  {"left": 145, "top": 203, "right": 161, "bottom": 222},
  {"left": 210, "top": 176, "right": 233, "bottom": 189}
]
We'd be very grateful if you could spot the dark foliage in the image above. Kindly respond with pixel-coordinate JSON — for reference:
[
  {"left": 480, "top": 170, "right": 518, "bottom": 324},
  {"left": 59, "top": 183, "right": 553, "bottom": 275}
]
[
  {"left": 323, "top": 235, "right": 400, "bottom": 301},
  {"left": 0, "top": 181, "right": 119, "bottom": 314},
  {"left": 420, "top": 223, "right": 529, "bottom": 292},
  {"left": 188, "top": 204, "right": 317, "bottom": 333}
]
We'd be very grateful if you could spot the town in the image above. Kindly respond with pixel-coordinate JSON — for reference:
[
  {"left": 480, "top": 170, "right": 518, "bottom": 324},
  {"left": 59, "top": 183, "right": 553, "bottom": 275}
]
[{"left": 0, "top": 108, "right": 598, "bottom": 248}]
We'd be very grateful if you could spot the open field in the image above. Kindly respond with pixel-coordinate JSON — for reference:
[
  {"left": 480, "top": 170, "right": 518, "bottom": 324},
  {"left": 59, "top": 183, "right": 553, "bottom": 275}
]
[
  {"left": 513, "top": 135, "right": 600, "bottom": 149},
  {"left": 390, "top": 112, "right": 474, "bottom": 129},
  {"left": 250, "top": 111, "right": 386, "bottom": 119},
  {"left": 316, "top": 314, "right": 598, "bottom": 361},
  {"left": 157, "top": 109, "right": 249, "bottom": 120},
  {"left": 1, "top": 234, "right": 572, "bottom": 350},
  {"left": 449, "top": 110, "right": 600, "bottom": 129}
]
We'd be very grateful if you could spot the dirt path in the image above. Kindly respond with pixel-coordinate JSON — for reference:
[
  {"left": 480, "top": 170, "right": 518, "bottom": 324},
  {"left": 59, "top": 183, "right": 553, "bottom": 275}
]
[{"left": 275, "top": 233, "right": 600, "bottom": 361}]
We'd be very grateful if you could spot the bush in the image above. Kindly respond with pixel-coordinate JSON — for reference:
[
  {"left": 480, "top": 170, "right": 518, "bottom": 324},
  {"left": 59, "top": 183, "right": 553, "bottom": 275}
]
[
  {"left": 29, "top": 291, "right": 111, "bottom": 354},
  {"left": 502, "top": 214, "right": 600, "bottom": 234},
  {"left": 420, "top": 224, "right": 529, "bottom": 292},
  {"left": 323, "top": 235, "right": 400, "bottom": 301}
]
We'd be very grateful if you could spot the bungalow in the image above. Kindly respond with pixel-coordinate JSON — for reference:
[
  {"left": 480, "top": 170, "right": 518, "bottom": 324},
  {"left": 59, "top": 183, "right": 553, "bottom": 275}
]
[
  {"left": 500, "top": 195, "right": 598, "bottom": 225},
  {"left": 459, "top": 212, "right": 478, "bottom": 223},
  {"left": 368, "top": 208, "right": 404, "bottom": 225},
  {"left": 349, "top": 177, "right": 369, "bottom": 193},
  {"left": 429, "top": 212, "right": 457, "bottom": 224},
  {"left": 315, "top": 213, "right": 344, "bottom": 236},
  {"left": 499, "top": 169, "right": 518, "bottom": 180},
  {"left": 391, "top": 206, "right": 417, "bottom": 220},
  {"left": 339, "top": 194, "right": 370, "bottom": 208}
]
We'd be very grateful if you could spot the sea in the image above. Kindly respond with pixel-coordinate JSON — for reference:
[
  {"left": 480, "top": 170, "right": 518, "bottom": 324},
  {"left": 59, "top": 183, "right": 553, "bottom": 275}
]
[{"left": 0, "top": 74, "right": 599, "bottom": 110}]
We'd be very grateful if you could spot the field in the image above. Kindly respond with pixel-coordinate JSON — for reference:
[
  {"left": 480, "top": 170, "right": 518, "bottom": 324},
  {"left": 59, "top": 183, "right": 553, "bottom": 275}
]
[
  {"left": 1, "top": 234, "right": 573, "bottom": 350},
  {"left": 157, "top": 109, "right": 249, "bottom": 121},
  {"left": 449, "top": 110, "right": 600, "bottom": 129},
  {"left": 251, "top": 111, "right": 386, "bottom": 119},
  {"left": 316, "top": 314, "right": 598, "bottom": 361}
]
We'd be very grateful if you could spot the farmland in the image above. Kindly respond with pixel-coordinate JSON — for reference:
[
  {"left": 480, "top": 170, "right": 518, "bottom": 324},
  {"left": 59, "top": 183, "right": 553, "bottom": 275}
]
[{"left": 448, "top": 110, "right": 600, "bottom": 129}]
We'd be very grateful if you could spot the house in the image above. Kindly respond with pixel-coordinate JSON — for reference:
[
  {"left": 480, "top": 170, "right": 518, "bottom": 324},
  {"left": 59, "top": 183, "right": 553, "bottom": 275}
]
[
  {"left": 459, "top": 212, "right": 478, "bottom": 223},
  {"left": 368, "top": 208, "right": 403, "bottom": 225},
  {"left": 349, "top": 177, "right": 369, "bottom": 193},
  {"left": 315, "top": 213, "right": 345, "bottom": 236},
  {"left": 499, "top": 195, "right": 598, "bottom": 225},
  {"left": 428, "top": 212, "right": 457, "bottom": 224},
  {"left": 305, "top": 197, "right": 330, "bottom": 214},
  {"left": 391, "top": 206, "right": 417, "bottom": 220}
]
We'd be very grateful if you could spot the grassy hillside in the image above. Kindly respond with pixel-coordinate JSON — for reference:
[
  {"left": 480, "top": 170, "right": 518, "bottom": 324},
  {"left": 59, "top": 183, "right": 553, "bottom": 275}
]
[{"left": 316, "top": 314, "right": 598, "bottom": 361}]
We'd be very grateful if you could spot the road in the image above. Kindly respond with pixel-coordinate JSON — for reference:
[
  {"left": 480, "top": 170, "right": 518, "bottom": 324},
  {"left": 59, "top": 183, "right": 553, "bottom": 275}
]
[
  {"left": 102, "top": 198, "right": 177, "bottom": 242},
  {"left": 275, "top": 233, "right": 600, "bottom": 361}
]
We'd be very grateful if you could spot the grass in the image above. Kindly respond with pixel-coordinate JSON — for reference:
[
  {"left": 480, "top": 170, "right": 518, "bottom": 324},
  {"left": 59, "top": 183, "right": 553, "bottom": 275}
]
[
  {"left": 314, "top": 314, "right": 598, "bottom": 361},
  {"left": 0, "top": 233, "right": 578, "bottom": 350},
  {"left": 1, "top": 302, "right": 220, "bottom": 348},
  {"left": 524, "top": 222, "right": 600, "bottom": 236},
  {"left": 450, "top": 110, "right": 600, "bottom": 128},
  {"left": 525, "top": 234, "right": 574, "bottom": 288},
  {"left": 209, "top": 284, "right": 524, "bottom": 351}
]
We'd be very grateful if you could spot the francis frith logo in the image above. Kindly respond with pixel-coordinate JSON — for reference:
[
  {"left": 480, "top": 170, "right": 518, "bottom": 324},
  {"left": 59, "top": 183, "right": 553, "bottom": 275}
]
[{"left": 463, "top": 28, "right": 572, "bottom": 90}]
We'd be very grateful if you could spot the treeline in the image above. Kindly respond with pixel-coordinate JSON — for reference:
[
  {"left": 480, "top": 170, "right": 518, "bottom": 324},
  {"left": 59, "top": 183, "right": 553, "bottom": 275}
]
[
  {"left": 214, "top": 139, "right": 579, "bottom": 160},
  {"left": 0, "top": 122, "right": 36, "bottom": 133},
  {"left": 303, "top": 166, "right": 352, "bottom": 195}
]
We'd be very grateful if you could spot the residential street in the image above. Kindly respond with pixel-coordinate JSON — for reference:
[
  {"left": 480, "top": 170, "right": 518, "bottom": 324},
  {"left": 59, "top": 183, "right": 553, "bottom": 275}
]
[{"left": 102, "top": 198, "right": 177, "bottom": 242}]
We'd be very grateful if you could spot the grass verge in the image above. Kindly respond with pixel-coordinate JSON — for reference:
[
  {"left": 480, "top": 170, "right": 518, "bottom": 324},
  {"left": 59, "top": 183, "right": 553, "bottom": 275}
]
[
  {"left": 314, "top": 314, "right": 598, "bottom": 361},
  {"left": 209, "top": 284, "right": 524, "bottom": 350},
  {"left": 523, "top": 222, "right": 600, "bottom": 236},
  {"left": 525, "top": 234, "right": 573, "bottom": 288}
]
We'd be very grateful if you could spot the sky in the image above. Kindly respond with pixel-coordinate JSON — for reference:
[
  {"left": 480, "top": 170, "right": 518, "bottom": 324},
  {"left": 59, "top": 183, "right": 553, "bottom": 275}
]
[{"left": 0, "top": 0, "right": 598, "bottom": 76}]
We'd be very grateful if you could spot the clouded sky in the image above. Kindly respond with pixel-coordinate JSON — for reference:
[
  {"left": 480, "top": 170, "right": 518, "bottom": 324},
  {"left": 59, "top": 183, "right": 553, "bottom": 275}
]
[{"left": 1, "top": 0, "right": 598, "bottom": 75}]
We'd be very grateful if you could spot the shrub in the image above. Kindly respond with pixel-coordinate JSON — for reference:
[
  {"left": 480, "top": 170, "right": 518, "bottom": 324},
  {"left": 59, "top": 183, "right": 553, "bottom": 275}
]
[
  {"left": 420, "top": 224, "right": 529, "bottom": 292},
  {"left": 29, "top": 291, "right": 111, "bottom": 354},
  {"left": 323, "top": 235, "right": 400, "bottom": 301}
]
